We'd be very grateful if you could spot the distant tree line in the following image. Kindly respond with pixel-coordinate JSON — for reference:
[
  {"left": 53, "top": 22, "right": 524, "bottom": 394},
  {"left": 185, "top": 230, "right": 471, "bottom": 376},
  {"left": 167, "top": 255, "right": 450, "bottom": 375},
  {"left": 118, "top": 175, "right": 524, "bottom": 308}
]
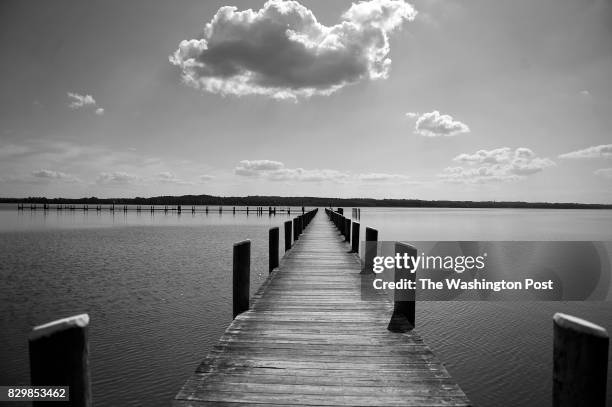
[{"left": 1, "top": 194, "right": 611, "bottom": 209}]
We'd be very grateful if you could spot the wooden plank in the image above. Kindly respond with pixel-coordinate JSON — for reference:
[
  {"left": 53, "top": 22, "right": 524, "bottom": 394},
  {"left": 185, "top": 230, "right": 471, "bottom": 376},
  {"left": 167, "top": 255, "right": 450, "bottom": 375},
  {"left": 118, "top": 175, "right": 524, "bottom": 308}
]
[{"left": 174, "top": 211, "right": 471, "bottom": 406}]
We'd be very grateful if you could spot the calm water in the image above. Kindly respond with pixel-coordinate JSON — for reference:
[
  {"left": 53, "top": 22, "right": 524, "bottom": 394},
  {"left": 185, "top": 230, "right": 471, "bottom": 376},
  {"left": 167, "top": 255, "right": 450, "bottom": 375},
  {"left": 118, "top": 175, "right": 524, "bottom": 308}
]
[
  {"left": 1, "top": 206, "right": 611, "bottom": 406},
  {"left": 0, "top": 206, "right": 291, "bottom": 406},
  {"left": 353, "top": 207, "right": 612, "bottom": 407}
]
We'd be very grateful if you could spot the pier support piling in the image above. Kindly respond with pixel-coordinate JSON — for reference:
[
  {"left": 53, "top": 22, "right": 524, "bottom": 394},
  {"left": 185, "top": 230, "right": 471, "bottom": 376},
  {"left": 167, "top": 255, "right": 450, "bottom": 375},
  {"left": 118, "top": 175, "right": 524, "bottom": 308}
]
[
  {"left": 362, "top": 227, "right": 378, "bottom": 274},
  {"left": 29, "top": 314, "right": 92, "bottom": 407},
  {"left": 553, "top": 313, "right": 608, "bottom": 407},
  {"left": 284, "top": 221, "right": 292, "bottom": 252},
  {"left": 269, "top": 227, "right": 279, "bottom": 273},
  {"left": 232, "top": 240, "right": 251, "bottom": 318}
]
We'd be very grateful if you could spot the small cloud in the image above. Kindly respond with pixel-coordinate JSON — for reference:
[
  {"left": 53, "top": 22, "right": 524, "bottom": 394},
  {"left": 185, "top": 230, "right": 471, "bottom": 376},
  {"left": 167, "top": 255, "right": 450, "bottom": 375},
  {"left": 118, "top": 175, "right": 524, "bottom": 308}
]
[
  {"left": 558, "top": 144, "right": 612, "bottom": 159},
  {"left": 96, "top": 171, "right": 139, "bottom": 185},
  {"left": 31, "top": 169, "right": 80, "bottom": 183},
  {"left": 594, "top": 168, "right": 612, "bottom": 179},
  {"left": 579, "top": 90, "right": 590, "bottom": 97},
  {"left": 234, "top": 160, "right": 349, "bottom": 182},
  {"left": 156, "top": 171, "right": 195, "bottom": 185},
  {"left": 234, "top": 160, "right": 285, "bottom": 176},
  {"left": 439, "top": 147, "right": 555, "bottom": 183},
  {"left": 67, "top": 92, "right": 96, "bottom": 109},
  {"left": 412, "top": 110, "right": 470, "bottom": 137},
  {"left": 170, "top": 0, "right": 417, "bottom": 100},
  {"left": 406, "top": 112, "right": 419, "bottom": 119},
  {"left": 199, "top": 174, "right": 215, "bottom": 182},
  {"left": 67, "top": 92, "right": 104, "bottom": 114}
]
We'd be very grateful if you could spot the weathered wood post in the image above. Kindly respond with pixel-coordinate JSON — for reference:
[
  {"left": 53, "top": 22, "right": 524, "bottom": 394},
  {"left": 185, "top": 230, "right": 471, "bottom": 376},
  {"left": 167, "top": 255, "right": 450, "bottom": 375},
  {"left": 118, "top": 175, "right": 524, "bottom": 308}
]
[
  {"left": 284, "top": 221, "right": 292, "bottom": 252},
  {"left": 387, "top": 242, "right": 417, "bottom": 332},
  {"left": 362, "top": 227, "right": 378, "bottom": 274},
  {"left": 299, "top": 215, "right": 304, "bottom": 234},
  {"left": 269, "top": 227, "right": 279, "bottom": 273},
  {"left": 351, "top": 222, "right": 360, "bottom": 253},
  {"left": 293, "top": 218, "right": 299, "bottom": 241},
  {"left": 29, "top": 314, "right": 92, "bottom": 407},
  {"left": 344, "top": 218, "right": 351, "bottom": 242},
  {"left": 233, "top": 240, "right": 251, "bottom": 318},
  {"left": 553, "top": 313, "right": 608, "bottom": 407}
]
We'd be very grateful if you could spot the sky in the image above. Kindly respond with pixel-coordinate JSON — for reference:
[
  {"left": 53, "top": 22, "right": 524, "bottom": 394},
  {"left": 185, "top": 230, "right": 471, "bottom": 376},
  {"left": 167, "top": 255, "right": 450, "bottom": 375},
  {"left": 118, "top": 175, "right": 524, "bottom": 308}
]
[{"left": 0, "top": 0, "right": 611, "bottom": 203}]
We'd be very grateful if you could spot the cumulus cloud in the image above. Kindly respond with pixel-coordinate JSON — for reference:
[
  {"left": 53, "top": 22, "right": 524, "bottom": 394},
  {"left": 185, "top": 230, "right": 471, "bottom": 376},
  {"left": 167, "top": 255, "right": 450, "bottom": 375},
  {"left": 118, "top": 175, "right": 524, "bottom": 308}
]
[
  {"left": 409, "top": 110, "right": 470, "bottom": 137},
  {"left": 96, "top": 172, "right": 139, "bottom": 185},
  {"left": 170, "top": 0, "right": 417, "bottom": 99},
  {"left": 67, "top": 92, "right": 104, "bottom": 114},
  {"left": 439, "top": 147, "right": 555, "bottom": 183},
  {"left": 558, "top": 144, "right": 612, "bottom": 159},
  {"left": 594, "top": 168, "right": 612, "bottom": 179}
]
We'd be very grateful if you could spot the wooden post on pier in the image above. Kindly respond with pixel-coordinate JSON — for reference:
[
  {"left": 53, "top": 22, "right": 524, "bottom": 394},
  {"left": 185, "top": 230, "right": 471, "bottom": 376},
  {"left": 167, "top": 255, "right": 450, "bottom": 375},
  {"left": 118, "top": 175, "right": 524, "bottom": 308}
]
[
  {"left": 177, "top": 205, "right": 181, "bottom": 214},
  {"left": 351, "top": 222, "right": 360, "bottom": 253},
  {"left": 299, "top": 215, "right": 304, "bottom": 234},
  {"left": 293, "top": 218, "right": 299, "bottom": 241},
  {"left": 232, "top": 240, "right": 250, "bottom": 318},
  {"left": 284, "top": 221, "right": 292, "bottom": 252},
  {"left": 269, "top": 227, "right": 279, "bottom": 273},
  {"left": 29, "top": 314, "right": 92, "bottom": 407},
  {"left": 387, "top": 242, "right": 417, "bottom": 332},
  {"left": 344, "top": 218, "right": 351, "bottom": 242},
  {"left": 553, "top": 313, "right": 609, "bottom": 407},
  {"left": 362, "top": 227, "right": 378, "bottom": 274}
]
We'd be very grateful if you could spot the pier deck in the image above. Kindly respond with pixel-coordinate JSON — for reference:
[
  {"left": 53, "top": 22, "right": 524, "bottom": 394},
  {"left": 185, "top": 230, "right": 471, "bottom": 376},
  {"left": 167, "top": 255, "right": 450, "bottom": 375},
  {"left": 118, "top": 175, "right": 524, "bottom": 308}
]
[{"left": 174, "top": 212, "right": 470, "bottom": 406}]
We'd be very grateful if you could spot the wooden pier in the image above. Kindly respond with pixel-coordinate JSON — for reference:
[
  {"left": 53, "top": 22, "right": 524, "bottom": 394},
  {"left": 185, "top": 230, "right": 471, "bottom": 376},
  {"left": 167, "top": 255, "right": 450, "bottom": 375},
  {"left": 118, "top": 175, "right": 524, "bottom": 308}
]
[{"left": 174, "top": 210, "right": 471, "bottom": 406}]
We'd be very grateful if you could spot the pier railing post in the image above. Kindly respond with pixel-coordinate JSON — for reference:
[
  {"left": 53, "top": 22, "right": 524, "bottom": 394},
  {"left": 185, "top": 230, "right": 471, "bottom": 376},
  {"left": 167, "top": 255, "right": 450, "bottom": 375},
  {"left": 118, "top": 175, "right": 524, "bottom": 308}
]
[
  {"left": 299, "top": 215, "right": 304, "bottom": 234},
  {"left": 269, "top": 227, "right": 279, "bottom": 273},
  {"left": 293, "top": 218, "right": 299, "bottom": 241},
  {"left": 344, "top": 218, "right": 351, "bottom": 242},
  {"left": 362, "top": 227, "right": 378, "bottom": 274},
  {"left": 284, "top": 221, "right": 292, "bottom": 252},
  {"left": 388, "top": 242, "right": 416, "bottom": 332},
  {"left": 553, "top": 313, "right": 608, "bottom": 407},
  {"left": 29, "top": 314, "right": 92, "bottom": 407},
  {"left": 233, "top": 240, "right": 251, "bottom": 318},
  {"left": 351, "top": 222, "right": 360, "bottom": 253}
]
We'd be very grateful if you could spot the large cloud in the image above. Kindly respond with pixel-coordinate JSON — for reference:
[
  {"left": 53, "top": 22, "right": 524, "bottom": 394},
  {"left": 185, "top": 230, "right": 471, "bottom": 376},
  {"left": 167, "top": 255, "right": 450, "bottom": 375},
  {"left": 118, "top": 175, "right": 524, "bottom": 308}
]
[
  {"left": 558, "top": 144, "right": 612, "bottom": 159},
  {"left": 439, "top": 147, "right": 555, "bottom": 183},
  {"left": 408, "top": 110, "right": 470, "bottom": 137},
  {"left": 170, "top": 0, "right": 417, "bottom": 99}
]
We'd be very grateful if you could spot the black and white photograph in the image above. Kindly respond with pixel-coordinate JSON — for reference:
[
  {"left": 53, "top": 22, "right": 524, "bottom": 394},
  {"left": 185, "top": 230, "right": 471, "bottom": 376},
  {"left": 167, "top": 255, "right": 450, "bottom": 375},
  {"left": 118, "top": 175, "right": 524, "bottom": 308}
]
[{"left": 1, "top": 0, "right": 611, "bottom": 406}]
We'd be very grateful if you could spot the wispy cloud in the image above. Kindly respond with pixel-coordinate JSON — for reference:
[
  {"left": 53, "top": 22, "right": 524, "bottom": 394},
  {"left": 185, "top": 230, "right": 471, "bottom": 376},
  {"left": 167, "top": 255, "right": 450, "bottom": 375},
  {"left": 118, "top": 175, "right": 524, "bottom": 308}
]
[
  {"left": 67, "top": 92, "right": 104, "bottom": 115},
  {"left": 234, "top": 160, "right": 412, "bottom": 183},
  {"left": 439, "top": 147, "right": 555, "bottom": 183},
  {"left": 358, "top": 172, "right": 411, "bottom": 182},
  {"left": 594, "top": 168, "right": 612, "bottom": 179},
  {"left": 407, "top": 110, "right": 470, "bottom": 137},
  {"left": 96, "top": 172, "right": 140, "bottom": 185},
  {"left": 558, "top": 144, "right": 612, "bottom": 159},
  {"left": 32, "top": 169, "right": 80, "bottom": 183},
  {"left": 170, "top": 0, "right": 417, "bottom": 100}
]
